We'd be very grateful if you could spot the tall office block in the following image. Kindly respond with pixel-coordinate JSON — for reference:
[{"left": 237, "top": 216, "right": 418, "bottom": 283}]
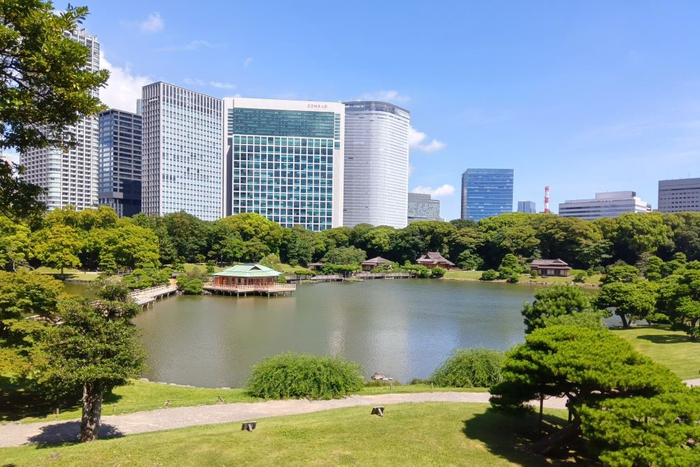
[
  {"left": 517, "top": 200, "right": 536, "bottom": 213},
  {"left": 408, "top": 192, "right": 440, "bottom": 223},
  {"left": 559, "top": 191, "right": 651, "bottom": 220},
  {"left": 20, "top": 29, "right": 100, "bottom": 211},
  {"left": 461, "top": 169, "right": 514, "bottom": 221},
  {"left": 224, "top": 98, "right": 344, "bottom": 230},
  {"left": 141, "top": 82, "right": 223, "bottom": 221},
  {"left": 343, "top": 101, "right": 410, "bottom": 228},
  {"left": 98, "top": 109, "right": 142, "bottom": 217},
  {"left": 658, "top": 178, "right": 700, "bottom": 213}
]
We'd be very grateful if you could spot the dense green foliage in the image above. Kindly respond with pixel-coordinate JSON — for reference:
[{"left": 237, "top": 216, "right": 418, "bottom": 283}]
[
  {"left": 480, "top": 269, "right": 498, "bottom": 281},
  {"left": 176, "top": 267, "right": 207, "bottom": 295},
  {"left": 521, "top": 285, "right": 598, "bottom": 333},
  {"left": 430, "top": 348, "right": 504, "bottom": 388},
  {"left": 247, "top": 353, "right": 365, "bottom": 400},
  {"left": 0, "top": 2, "right": 108, "bottom": 220}
]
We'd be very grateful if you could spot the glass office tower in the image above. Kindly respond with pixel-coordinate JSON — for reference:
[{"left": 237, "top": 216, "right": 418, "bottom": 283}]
[
  {"left": 223, "top": 98, "right": 345, "bottom": 231},
  {"left": 98, "top": 109, "right": 142, "bottom": 217},
  {"left": 141, "top": 82, "right": 223, "bottom": 221},
  {"left": 461, "top": 168, "right": 514, "bottom": 221},
  {"left": 343, "top": 101, "right": 410, "bottom": 228},
  {"left": 517, "top": 200, "right": 536, "bottom": 214}
]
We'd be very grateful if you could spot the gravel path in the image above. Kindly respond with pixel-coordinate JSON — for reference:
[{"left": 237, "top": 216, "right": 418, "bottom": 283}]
[{"left": 0, "top": 392, "right": 567, "bottom": 448}]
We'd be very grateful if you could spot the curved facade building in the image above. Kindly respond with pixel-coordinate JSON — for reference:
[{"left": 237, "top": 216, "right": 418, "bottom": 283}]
[{"left": 343, "top": 101, "right": 410, "bottom": 228}]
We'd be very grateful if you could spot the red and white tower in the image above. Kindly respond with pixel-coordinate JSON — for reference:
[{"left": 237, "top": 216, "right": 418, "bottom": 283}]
[{"left": 544, "top": 186, "right": 550, "bottom": 214}]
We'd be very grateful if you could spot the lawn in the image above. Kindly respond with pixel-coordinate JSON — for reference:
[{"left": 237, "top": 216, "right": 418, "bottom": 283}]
[
  {"left": 0, "top": 403, "right": 570, "bottom": 467},
  {"left": 612, "top": 325, "right": 700, "bottom": 380},
  {"left": 0, "top": 379, "right": 487, "bottom": 424},
  {"left": 33, "top": 267, "right": 99, "bottom": 281},
  {"left": 443, "top": 270, "right": 602, "bottom": 286}
]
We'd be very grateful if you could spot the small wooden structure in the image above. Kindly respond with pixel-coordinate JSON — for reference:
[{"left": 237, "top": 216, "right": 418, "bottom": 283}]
[
  {"left": 205, "top": 264, "right": 296, "bottom": 297},
  {"left": 307, "top": 262, "right": 325, "bottom": 271},
  {"left": 529, "top": 259, "right": 572, "bottom": 277},
  {"left": 361, "top": 256, "right": 391, "bottom": 271},
  {"left": 416, "top": 252, "right": 456, "bottom": 270}
]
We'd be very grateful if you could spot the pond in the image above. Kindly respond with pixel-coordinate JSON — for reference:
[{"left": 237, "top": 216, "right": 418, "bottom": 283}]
[{"left": 126, "top": 280, "right": 540, "bottom": 388}]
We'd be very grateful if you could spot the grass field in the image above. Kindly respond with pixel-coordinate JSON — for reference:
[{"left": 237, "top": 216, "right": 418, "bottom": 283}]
[
  {"left": 0, "top": 403, "right": 570, "bottom": 467},
  {"left": 0, "top": 379, "right": 487, "bottom": 425},
  {"left": 33, "top": 267, "right": 99, "bottom": 281},
  {"left": 612, "top": 325, "right": 700, "bottom": 380},
  {"left": 443, "top": 270, "right": 602, "bottom": 286}
]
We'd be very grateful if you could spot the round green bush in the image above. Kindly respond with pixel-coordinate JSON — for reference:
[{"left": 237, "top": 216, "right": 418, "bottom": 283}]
[
  {"left": 430, "top": 348, "right": 505, "bottom": 388},
  {"left": 480, "top": 269, "right": 498, "bottom": 281},
  {"left": 247, "top": 353, "right": 365, "bottom": 400}
]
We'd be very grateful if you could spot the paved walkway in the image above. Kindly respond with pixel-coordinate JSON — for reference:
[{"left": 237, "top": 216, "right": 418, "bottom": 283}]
[{"left": 0, "top": 392, "right": 567, "bottom": 448}]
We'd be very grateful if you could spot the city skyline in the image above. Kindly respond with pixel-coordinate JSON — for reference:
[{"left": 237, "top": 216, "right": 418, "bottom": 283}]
[{"left": 11, "top": 1, "right": 700, "bottom": 220}]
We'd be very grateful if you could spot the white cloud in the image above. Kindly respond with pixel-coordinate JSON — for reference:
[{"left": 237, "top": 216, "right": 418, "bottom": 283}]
[
  {"left": 210, "top": 81, "right": 236, "bottom": 89},
  {"left": 412, "top": 185, "right": 455, "bottom": 198},
  {"left": 184, "top": 78, "right": 206, "bottom": 86},
  {"left": 409, "top": 126, "right": 446, "bottom": 153},
  {"left": 140, "top": 12, "right": 164, "bottom": 33},
  {"left": 158, "top": 40, "right": 222, "bottom": 52},
  {"left": 360, "top": 90, "right": 410, "bottom": 103},
  {"left": 100, "top": 52, "right": 151, "bottom": 113},
  {"left": 244, "top": 57, "right": 254, "bottom": 67}
]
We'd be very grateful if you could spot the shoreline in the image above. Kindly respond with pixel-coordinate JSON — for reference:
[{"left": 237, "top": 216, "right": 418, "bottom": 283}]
[{"left": 441, "top": 275, "right": 602, "bottom": 288}]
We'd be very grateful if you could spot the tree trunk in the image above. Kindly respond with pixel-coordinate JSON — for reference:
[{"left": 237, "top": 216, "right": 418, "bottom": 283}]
[
  {"left": 620, "top": 313, "right": 629, "bottom": 328},
  {"left": 80, "top": 381, "right": 104, "bottom": 442},
  {"left": 531, "top": 414, "right": 582, "bottom": 455}
]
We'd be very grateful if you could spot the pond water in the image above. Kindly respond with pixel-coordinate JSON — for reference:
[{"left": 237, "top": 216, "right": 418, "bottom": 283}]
[{"left": 124, "top": 280, "right": 540, "bottom": 388}]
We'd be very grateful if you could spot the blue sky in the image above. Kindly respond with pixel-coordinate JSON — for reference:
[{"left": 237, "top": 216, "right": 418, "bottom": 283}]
[{"left": 80, "top": 1, "right": 700, "bottom": 219}]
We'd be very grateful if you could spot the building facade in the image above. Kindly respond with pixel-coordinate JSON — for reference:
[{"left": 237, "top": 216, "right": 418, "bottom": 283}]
[
  {"left": 343, "top": 101, "right": 410, "bottom": 228},
  {"left": 461, "top": 169, "right": 514, "bottom": 221},
  {"left": 558, "top": 191, "right": 651, "bottom": 220},
  {"left": 20, "top": 29, "right": 100, "bottom": 211},
  {"left": 223, "top": 98, "right": 345, "bottom": 231},
  {"left": 98, "top": 109, "right": 142, "bottom": 217},
  {"left": 141, "top": 82, "right": 223, "bottom": 221},
  {"left": 658, "top": 178, "right": 700, "bottom": 213},
  {"left": 517, "top": 200, "right": 536, "bottom": 213},
  {"left": 408, "top": 192, "right": 440, "bottom": 223}
]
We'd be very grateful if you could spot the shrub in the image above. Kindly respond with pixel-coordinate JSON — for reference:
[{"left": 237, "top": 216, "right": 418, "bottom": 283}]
[
  {"left": 401, "top": 262, "right": 430, "bottom": 278},
  {"left": 430, "top": 267, "right": 446, "bottom": 278},
  {"left": 430, "top": 349, "right": 505, "bottom": 388},
  {"left": 294, "top": 267, "right": 316, "bottom": 277},
  {"left": 573, "top": 272, "right": 586, "bottom": 283},
  {"left": 177, "top": 276, "right": 203, "bottom": 294},
  {"left": 247, "top": 353, "right": 365, "bottom": 400},
  {"left": 276, "top": 275, "right": 288, "bottom": 284},
  {"left": 529, "top": 269, "right": 538, "bottom": 278},
  {"left": 480, "top": 269, "right": 498, "bottom": 281}
]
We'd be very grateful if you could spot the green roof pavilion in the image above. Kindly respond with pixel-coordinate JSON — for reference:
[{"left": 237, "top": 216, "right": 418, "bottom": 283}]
[{"left": 212, "top": 264, "right": 281, "bottom": 287}]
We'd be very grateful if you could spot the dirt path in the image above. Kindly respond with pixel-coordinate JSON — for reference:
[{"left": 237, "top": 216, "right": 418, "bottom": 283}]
[{"left": 0, "top": 392, "right": 567, "bottom": 448}]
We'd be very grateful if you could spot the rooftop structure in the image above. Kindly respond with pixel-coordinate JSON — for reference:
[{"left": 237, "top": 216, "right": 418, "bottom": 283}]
[
  {"left": 658, "top": 177, "right": 700, "bottom": 213},
  {"left": 207, "top": 264, "right": 295, "bottom": 297},
  {"left": 361, "top": 256, "right": 391, "bottom": 271},
  {"left": 558, "top": 191, "right": 651, "bottom": 220},
  {"left": 529, "top": 259, "right": 571, "bottom": 277},
  {"left": 416, "top": 252, "right": 456, "bottom": 270}
]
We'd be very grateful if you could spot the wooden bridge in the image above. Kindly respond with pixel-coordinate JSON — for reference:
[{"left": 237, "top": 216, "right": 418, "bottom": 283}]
[
  {"left": 355, "top": 273, "right": 413, "bottom": 280},
  {"left": 129, "top": 284, "right": 179, "bottom": 307}
]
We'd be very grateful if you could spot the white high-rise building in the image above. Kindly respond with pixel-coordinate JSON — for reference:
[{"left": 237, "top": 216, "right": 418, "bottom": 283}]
[
  {"left": 141, "top": 82, "right": 223, "bottom": 221},
  {"left": 343, "top": 101, "right": 410, "bottom": 228},
  {"left": 223, "top": 98, "right": 345, "bottom": 230},
  {"left": 20, "top": 29, "right": 100, "bottom": 211},
  {"left": 658, "top": 178, "right": 700, "bottom": 213},
  {"left": 558, "top": 191, "right": 651, "bottom": 220}
]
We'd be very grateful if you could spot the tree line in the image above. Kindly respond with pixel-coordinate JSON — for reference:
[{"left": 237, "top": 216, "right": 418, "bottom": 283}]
[{"left": 2, "top": 206, "right": 700, "bottom": 274}]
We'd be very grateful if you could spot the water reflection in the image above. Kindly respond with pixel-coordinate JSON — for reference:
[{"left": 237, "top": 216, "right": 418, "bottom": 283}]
[{"left": 131, "top": 280, "right": 539, "bottom": 388}]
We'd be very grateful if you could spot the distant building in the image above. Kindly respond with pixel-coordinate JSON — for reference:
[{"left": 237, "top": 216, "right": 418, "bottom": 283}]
[
  {"left": 361, "top": 256, "right": 391, "bottom": 271},
  {"left": 98, "top": 109, "right": 142, "bottom": 217},
  {"left": 416, "top": 252, "right": 456, "bottom": 270},
  {"left": 461, "top": 169, "right": 514, "bottom": 221},
  {"left": 558, "top": 191, "right": 651, "bottom": 220},
  {"left": 343, "top": 101, "right": 410, "bottom": 228},
  {"left": 517, "top": 200, "right": 536, "bottom": 214},
  {"left": 223, "top": 97, "right": 345, "bottom": 231},
  {"left": 20, "top": 29, "right": 100, "bottom": 211},
  {"left": 658, "top": 178, "right": 700, "bottom": 213},
  {"left": 141, "top": 82, "right": 223, "bottom": 221},
  {"left": 530, "top": 259, "right": 571, "bottom": 277},
  {"left": 408, "top": 192, "right": 440, "bottom": 223}
]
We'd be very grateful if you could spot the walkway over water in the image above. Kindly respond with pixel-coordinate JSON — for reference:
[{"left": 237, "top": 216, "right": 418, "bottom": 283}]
[
  {"left": 203, "top": 283, "right": 296, "bottom": 297},
  {"left": 129, "top": 285, "right": 178, "bottom": 306}
]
